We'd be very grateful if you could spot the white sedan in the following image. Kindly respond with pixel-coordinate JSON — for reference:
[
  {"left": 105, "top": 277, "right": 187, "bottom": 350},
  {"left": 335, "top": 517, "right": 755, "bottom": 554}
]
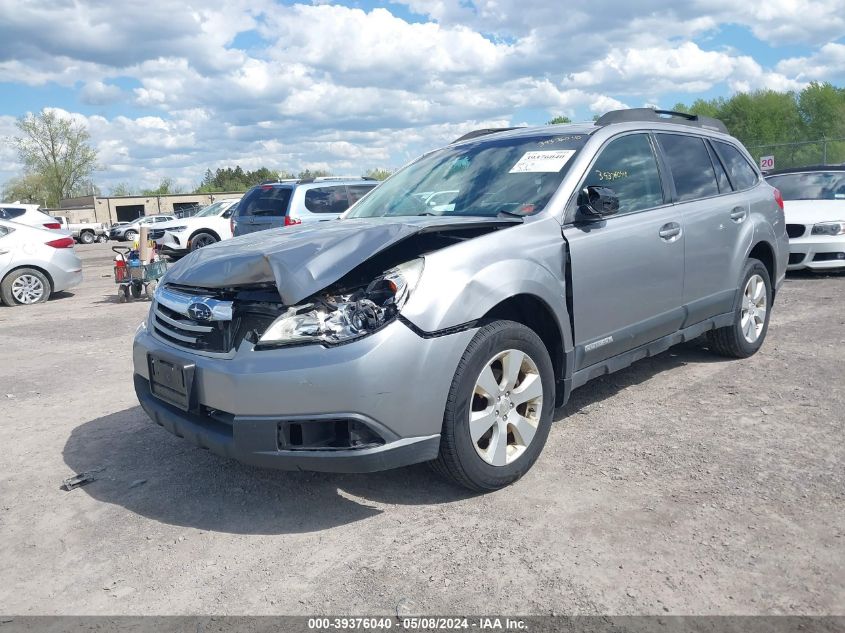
[
  {"left": 0, "top": 219, "right": 83, "bottom": 306},
  {"left": 766, "top": 167, "right": 845, "bottom": 271},
  {"left": 151, "top": 198, "right": 241, "bottom": 257}
]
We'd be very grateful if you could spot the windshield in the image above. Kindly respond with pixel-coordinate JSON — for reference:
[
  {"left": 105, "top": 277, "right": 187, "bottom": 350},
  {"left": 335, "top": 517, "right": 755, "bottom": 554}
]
[
  {"left": 766, "top": 171, "right": 845, "bottom": 201},
  {"left": 195, "top": 200, "right": 231, "bottom": 217},
  {"left": 346, "top": 133, "right": 589, "bottom": 218}
]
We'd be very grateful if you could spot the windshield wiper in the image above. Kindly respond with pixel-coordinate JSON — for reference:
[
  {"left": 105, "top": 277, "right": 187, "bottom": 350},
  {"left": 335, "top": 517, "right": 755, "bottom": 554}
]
[{"left": 496, "top": 209, "right": 526, "bottom": 219}]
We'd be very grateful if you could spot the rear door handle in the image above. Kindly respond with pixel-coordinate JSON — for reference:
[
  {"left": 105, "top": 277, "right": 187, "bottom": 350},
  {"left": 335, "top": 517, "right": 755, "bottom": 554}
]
[
  {"left": 730, "top": 206, "right": 747, "bottom": 222},
  {"left": 658, "top": 222, "right": 682, "bottom": 241},
  {"left": 0, "top": 250, "right": 8, "bottom": 255}
]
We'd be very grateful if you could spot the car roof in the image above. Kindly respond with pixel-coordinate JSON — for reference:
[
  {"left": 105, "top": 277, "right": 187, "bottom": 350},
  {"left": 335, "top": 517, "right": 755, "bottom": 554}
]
[
  {"left": 256, "top": 178, "right": 378, "bottom": 189},
  {"left": 449, "top": 108, "right": 733, "bottom": 147},
  {"left": 765, "top": 165, "right": 845, "bottom": 176},
  {"left": 0, "top": 202, "right": 41, "bottom": 209}
]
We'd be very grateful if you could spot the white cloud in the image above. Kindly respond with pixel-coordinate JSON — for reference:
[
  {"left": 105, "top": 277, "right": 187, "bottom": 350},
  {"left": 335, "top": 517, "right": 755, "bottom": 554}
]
[
  {"left": 565, "top": 42, "right": 807, "bottom": 94},
  {"left": 80, "top": 81, "right": 124, "bottom": 105},
  {"left": 775, "top": 42, "right": 845, "bottom": 82}
]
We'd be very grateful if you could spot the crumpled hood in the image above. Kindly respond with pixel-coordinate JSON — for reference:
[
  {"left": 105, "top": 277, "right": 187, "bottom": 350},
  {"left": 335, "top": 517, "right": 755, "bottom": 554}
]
[{"left": 163, "top": 216, "right": 520, "bottom": 305}]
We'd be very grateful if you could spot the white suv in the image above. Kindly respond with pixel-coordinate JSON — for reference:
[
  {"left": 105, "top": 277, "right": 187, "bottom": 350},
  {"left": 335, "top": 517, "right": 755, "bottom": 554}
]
[
  {"left": 151, "top": 198, "right": 241, "bottom": 257},
  {"left": 0, "top": 203, "right": 63, "bottom": 231}
]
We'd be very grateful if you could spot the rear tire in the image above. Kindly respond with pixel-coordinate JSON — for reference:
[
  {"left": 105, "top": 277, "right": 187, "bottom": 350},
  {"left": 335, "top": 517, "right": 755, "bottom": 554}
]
[
  {"left": 96, "top": 234, "right": 108, "bottom": 243},
  {"left": 707, "top": 258, "right": 772, "bottom": 358},
  {"left": 79, "top": 231, "right": 95, "bottom": 244},
  {"left": 432, "top": 320, "right": 555, "bottom": 491},
  {"left": 1, "top": 268, "right": 52, "bottom": 306}
]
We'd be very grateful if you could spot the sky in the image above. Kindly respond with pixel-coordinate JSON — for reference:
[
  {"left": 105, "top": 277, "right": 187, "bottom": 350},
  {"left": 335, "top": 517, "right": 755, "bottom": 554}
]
[{"left": 0, "top": 0, "right": 844, "bottom": 195}]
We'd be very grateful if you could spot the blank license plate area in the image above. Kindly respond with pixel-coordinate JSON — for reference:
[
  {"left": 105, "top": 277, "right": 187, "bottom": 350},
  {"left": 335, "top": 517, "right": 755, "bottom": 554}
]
[{"left": 148, "top": 354, "right": 194, "bottom": 410}]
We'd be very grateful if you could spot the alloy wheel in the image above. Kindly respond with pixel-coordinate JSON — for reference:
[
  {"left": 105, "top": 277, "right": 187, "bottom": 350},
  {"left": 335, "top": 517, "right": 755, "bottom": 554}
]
[
  {"left": 741, "top": 273, "right": 767, "bottom": 343},
  {"left": 192, "top": 234, "right": 216, "bottom": 249},
  {"left": 469, "top": 348, "right": 544, "bottom": 466}
]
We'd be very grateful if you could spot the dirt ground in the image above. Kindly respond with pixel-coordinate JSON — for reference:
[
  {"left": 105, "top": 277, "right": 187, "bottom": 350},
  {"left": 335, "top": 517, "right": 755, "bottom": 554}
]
[{"left": 0, "top": 242, "right": 842, "bottom": 616}]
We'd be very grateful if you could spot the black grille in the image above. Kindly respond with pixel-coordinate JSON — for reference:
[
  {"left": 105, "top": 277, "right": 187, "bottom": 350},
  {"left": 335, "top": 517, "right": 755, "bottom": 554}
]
[
  {"left": 786, "top": 224, "right": 806, "bottom": 238},
  {"left": 152, "top": 302, "right": 231, "bottom": 353},
  {"left": 788, "top": 252, "right": 805, "bottom": 265}
]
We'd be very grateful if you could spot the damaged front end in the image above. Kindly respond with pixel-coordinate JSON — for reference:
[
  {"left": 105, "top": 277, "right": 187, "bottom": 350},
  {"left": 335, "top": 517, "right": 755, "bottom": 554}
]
[
  {"left": 151, "top": 257, "right": 424, "bottom": 354},
  {"left": 152, "top": 217, "right": 520, "bottom": 354},
  {"left": 255, "top": 258, "right": 424, "bottom": 348}
]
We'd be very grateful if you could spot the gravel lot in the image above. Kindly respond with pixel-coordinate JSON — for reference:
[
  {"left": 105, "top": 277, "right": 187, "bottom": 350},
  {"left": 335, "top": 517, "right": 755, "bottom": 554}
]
[{"left": 0, "top": 242, "right": 842, "bottom": 616}]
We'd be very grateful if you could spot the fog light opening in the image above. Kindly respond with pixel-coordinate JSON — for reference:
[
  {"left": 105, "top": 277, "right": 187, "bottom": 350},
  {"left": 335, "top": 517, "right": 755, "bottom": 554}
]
[{"left": 277, "top": 418, "right": 385, "bottom": 451}]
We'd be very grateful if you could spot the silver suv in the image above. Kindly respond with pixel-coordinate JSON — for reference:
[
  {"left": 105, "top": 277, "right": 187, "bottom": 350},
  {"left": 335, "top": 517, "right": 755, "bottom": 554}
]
[
  {"left": 110, "top": 215, "right": 176, "bottom": 242},
  {"left": 231, "top": 177, "right": 377, "bottom": 236},
  {"left": 133, "top": 109, "right": 788, "bottom": 491}
]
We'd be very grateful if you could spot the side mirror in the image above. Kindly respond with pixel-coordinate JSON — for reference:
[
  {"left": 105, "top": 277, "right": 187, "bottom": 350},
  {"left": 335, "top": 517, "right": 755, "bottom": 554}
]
[{"left": 578, "top": 186, "right": 619, "bottom": 219}]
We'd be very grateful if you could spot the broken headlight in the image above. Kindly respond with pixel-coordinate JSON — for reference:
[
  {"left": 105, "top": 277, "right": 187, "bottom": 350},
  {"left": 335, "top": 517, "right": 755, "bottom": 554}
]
[{"left": 257, "top": 259, "right": 424, "bottom": 347}]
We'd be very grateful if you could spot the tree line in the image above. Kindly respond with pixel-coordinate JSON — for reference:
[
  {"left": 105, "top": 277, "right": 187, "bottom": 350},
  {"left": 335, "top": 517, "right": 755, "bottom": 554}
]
[
  {"left": 671, "top": 81, "right": 845, "bottom": 168},
  {"left": 4, "top": 82, "right": 843, "bottom": 206}
]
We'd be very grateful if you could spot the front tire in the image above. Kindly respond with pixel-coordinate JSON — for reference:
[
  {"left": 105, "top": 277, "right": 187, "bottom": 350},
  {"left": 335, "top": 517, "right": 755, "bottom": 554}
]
[
  {"left": 79, "top": 231, "right": 95, "bottom": 244},
  {"left": 707, "top": 258, "right": 772, "bottom": 358},
  {"left": 124, "top": 230, "right": 138, "bottom": 242},
  {"left": 189, "top": 231, "right": 218, "bottom": 251},
  {"left": 432, "top": 320, "right": 555, "bottom": 491},
  {"left": 1, "top": 268, "right": 52, "bottom": 306}
]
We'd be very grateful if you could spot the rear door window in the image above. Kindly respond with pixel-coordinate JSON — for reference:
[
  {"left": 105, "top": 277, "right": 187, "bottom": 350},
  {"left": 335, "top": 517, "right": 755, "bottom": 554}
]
[
  {"left": 706, "top": 141, "right": 732, "bottom": 193},
  {"left": 656, "top": 134, "right": 720, "bottom": 201},
  {"left": 304, "top": 186, "right": 351, "bottom": 214},
  {"left": 713, "top": 141, "right": 759, "bottom": 191},
  {"left": 237, "top": 186, "right": 293, "bottom": 217}
]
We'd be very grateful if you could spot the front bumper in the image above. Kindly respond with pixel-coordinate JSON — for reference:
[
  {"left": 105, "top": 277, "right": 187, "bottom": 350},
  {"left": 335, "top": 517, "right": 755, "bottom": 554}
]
[
  {"left": 155, "top": 231, "right": 188, "bottom": 256},
  {"left": 788, "top": 234, "right": 845, "bottom": 270},
  {"left": 132, "top": 319, "right": 476, "bottom": 472}
]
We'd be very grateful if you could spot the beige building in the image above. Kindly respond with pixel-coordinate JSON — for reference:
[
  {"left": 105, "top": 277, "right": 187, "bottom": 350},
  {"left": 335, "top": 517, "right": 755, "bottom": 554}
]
[{"left": 50, "top": 192, "right": 243, "bottom": 225}]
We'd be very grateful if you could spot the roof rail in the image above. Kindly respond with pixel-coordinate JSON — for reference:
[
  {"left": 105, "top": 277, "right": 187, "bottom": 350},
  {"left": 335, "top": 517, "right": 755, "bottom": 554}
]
[
  {"left": 595, "top": 108, "right": 729, "bottom": 134},
  {"left": 451, "top": 127, "right": 525, "bottom": 144}
]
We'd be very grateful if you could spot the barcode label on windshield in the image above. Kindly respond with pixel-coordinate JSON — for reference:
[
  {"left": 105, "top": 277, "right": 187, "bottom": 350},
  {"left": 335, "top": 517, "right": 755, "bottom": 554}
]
[{"left": 509, "top": 150, "right": 576, "bottom": 173}]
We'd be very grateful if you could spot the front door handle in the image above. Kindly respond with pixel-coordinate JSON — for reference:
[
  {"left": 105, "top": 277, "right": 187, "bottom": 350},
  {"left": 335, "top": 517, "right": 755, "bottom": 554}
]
[
  {"left": 730, "top": 206, "right": 747, "bottom": 222},
  {"left": 658, "top": 222, "right": 682, "bottom": 241},
  {"left": 0, "top": 250, "right": 8, "bottom": 255}
]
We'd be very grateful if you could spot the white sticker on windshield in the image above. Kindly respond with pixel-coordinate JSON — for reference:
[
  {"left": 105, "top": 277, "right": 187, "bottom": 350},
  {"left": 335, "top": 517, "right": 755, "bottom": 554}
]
[{"left": 509, "top": 150, "right": 576, "bottom": 174}]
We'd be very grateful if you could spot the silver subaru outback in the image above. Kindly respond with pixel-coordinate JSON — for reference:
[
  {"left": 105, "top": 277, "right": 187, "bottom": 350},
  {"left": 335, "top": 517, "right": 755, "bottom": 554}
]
[{"left": 133, "top": 109, "right": 788, "bottom": 491}]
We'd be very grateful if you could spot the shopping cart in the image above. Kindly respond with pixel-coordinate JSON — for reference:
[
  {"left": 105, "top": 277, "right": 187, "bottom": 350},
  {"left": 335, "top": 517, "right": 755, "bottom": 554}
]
[{"left": 112, "top": 246, "right": 167, "bottom": 302}]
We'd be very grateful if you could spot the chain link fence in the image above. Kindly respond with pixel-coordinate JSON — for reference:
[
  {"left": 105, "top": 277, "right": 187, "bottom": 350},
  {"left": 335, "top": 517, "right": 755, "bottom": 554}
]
[{"left": 746, "top": 138, "right": 845, "bottom": 171}]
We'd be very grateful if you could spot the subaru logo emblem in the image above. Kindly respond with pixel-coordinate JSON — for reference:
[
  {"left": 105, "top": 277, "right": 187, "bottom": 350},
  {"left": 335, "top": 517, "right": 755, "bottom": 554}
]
[{"left": 188, "top": 302, "right": 213, "bottom": 321}]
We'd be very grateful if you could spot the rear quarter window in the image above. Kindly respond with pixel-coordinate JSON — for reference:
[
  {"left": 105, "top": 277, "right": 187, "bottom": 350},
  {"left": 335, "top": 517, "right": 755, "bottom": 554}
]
[
  {"left": 304, "top": 186, "right": 350, "bottom": 214},
  {"left": 0, "top": 207, "right": 26, "bottom": 220},
  {"left": 347, "top": 185, "right": 376, "bottom": 205},
  {"left": 237, "top": 186, "right": 293, "bottom": 217},
  {"left": 713, "top": 141, "right": 759, "bottom": 191}
]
